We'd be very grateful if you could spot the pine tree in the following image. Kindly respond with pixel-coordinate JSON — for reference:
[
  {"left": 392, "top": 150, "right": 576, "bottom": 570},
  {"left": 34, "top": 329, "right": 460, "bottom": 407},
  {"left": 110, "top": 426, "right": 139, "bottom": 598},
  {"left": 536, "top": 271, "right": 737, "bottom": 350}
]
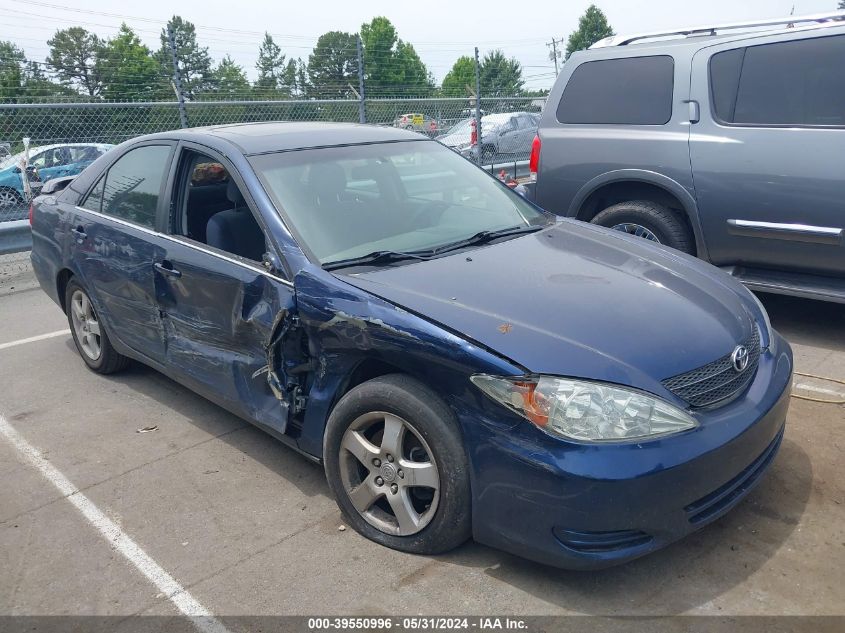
[{"left": 565, "top": 5, "right": 614, "bottom": 59}]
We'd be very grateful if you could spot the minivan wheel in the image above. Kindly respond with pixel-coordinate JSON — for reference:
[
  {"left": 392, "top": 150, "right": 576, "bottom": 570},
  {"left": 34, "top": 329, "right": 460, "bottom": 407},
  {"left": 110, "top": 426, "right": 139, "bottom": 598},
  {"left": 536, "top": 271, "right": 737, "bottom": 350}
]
[
  {"left": 592, "top": 200, "right": 694, "bottom": 254},
  {"left": 324, "top": 374, "right": 471, "bottom": 555},
  {"left": 65, "top": 279, "right": 130, "bottom": 374}
]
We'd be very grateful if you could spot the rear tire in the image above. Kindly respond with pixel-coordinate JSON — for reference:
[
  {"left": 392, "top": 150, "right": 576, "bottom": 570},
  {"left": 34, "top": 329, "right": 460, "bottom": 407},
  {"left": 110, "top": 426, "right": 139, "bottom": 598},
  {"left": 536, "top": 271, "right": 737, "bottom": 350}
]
[
  {"left": 65, "top": 279, "right": 130, "bottom": 374},
  {"left": 592, "top": 200, "right": 694, "bottom": 254},
  {"left": 324, "top": 374, "right": 471, "bottom": 555}
]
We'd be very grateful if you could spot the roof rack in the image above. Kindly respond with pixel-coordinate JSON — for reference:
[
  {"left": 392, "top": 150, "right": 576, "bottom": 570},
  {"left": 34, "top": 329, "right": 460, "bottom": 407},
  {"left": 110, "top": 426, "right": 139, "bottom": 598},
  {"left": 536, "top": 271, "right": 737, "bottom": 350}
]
[{"left": 590, "top": 11, "right": 845, "bottom": 48}]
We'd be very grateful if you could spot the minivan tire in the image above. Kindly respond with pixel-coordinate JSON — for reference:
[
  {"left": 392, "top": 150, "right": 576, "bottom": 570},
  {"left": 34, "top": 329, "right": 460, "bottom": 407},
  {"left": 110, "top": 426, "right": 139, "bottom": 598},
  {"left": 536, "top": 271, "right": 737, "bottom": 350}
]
[
  {"left": 324, "top": 374, "right": 471, "bottom": 555},
  {"left": 65, "top": 279, "right": 130, "bottom": 374},
  {"left": 592, "top": 200, "right": 695, "bottom": 254}
]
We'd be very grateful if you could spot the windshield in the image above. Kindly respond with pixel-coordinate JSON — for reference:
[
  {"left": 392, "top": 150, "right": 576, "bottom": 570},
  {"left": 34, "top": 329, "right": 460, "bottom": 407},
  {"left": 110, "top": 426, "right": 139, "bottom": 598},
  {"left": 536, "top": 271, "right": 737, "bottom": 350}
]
[
  {"left": 250, "top": 140, "right": 552, "bottom": 265},
  {"left": 444, "top": 118, "right": 501, "bottom": 137}
]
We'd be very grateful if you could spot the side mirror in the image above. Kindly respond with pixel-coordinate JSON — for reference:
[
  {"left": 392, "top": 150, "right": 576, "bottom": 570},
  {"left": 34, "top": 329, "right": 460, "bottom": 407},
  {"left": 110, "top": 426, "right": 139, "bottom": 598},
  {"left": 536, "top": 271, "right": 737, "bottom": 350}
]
[
  {"left": 12, "top": 166, "right": 21, "bottom": 174},
  {"left": 262, "top": 251, "right": 283, "bottom": 275}
]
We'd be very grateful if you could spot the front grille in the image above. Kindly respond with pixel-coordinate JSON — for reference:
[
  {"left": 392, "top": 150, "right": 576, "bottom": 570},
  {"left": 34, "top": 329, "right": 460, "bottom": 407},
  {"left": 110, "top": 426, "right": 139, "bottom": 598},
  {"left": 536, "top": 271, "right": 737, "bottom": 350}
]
[
  {"left": 662, "top": 326, "right": 761, "bottom": 408},
  {"left": 684, "top": 427, "right": 783, "bottom": 525},
  {"left": 553, "top": 527, "right": 653, "bottom": 553}
]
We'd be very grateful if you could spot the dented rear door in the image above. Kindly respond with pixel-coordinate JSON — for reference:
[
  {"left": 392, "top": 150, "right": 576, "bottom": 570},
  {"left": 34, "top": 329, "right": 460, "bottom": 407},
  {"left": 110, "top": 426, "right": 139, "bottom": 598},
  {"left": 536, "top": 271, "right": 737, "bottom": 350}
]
[{"left": 153, "top": 239, "right": 295, "bottom": 434}]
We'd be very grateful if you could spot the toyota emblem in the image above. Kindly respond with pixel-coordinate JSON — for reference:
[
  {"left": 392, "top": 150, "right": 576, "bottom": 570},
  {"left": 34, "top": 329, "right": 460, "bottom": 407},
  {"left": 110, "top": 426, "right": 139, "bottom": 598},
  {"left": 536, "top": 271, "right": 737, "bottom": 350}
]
[{"left": 731, "top": 345, "right": 750, "bottom": 372}]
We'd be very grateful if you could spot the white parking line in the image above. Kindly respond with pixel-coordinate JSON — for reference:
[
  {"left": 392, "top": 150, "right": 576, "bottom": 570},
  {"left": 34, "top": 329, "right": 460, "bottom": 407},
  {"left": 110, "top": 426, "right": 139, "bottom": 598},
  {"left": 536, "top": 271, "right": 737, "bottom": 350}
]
[
  {"left": 0, "top": 412, "right": 231, "bottom": 633},
  {"left": 0, "top": 329, "right": 71, "bottom": 351},
  {"left": 794, "top": 382, "right": 845, "bottom": 399}
]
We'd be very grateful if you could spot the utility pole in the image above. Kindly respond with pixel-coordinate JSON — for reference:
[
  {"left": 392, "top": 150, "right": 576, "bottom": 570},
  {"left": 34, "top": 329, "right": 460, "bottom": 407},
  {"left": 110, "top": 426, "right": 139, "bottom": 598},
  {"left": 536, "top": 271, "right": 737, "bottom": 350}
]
[
  {"left": 356, "top": 34, "right": 366, "bottom": 124},
  {"left": 547, "top": 37, "right": 563, "bottom": 75},
  {"left": 474, "top": 46, "right": 482, "bottom": 166},
  {"left": 167, "top": 24, "right": 189, "bottom": 129}
]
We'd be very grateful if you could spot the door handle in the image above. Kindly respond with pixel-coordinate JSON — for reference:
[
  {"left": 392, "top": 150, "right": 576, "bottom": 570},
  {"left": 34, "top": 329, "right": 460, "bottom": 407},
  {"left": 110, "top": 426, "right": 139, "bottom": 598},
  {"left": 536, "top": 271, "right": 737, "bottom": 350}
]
[
  {"left": 154, "top": 261, "right": 182, "bottom": 278},
  {"left": 685, "top": 100, "right": 700, "bottom": 124},
  {"left": 71, "top": 225, "right": 86, "bottom": 237}
]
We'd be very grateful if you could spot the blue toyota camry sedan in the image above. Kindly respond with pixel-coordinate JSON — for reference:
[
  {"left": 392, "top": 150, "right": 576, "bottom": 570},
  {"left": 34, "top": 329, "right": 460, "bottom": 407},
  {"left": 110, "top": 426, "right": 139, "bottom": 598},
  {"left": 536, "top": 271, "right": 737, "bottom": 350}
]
[{"left": 30, "top": 122, "right": 792, "bottom": 569}]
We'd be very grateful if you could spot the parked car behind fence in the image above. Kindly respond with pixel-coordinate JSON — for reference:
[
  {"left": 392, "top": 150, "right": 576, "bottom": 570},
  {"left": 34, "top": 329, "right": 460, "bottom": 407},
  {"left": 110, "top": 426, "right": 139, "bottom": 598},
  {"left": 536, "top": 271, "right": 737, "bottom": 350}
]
[
  {"left": 0, "top": 143, "right": 113, "bottom": 221},
  {"left": 437, "top": 112, "right": 539, "bottom": 164}
]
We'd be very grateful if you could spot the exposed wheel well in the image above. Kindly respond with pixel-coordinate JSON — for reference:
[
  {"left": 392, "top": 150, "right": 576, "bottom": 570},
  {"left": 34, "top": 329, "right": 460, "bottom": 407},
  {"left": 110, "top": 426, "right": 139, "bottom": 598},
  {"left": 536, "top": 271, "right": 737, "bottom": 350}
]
[
  {"left": 576, "top": 181, "right": 695, "bottom": 253},
  {"left": 338, "top": 359, "right": 406, "bottom": 402},
  {"left": 56, "top": 268, "right": 74, "bottom": 313}
]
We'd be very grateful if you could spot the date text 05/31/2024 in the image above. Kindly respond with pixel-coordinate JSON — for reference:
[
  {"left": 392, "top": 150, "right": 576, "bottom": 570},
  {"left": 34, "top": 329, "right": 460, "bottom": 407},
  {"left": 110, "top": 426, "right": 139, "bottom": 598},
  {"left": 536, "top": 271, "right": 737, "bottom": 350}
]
[{"left": 307, "top": 617, "right": 528, "bottom": 630}]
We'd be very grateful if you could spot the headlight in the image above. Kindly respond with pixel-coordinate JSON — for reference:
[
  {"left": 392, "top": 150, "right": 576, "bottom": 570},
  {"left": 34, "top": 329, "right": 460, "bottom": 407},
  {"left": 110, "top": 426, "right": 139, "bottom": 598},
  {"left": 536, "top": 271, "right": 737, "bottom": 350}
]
[
  {"left": 470, "top": 375, "right": 697, "bottom": 442},
  {"left": 748, "top": 292, "right": 772, "bottom": 349}
]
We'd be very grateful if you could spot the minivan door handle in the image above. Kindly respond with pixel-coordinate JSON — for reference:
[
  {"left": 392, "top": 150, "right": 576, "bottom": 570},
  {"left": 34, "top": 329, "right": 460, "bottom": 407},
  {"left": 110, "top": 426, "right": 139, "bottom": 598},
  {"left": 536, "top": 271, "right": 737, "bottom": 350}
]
[
  {"left": 685, "top": 100, "right": 700, "bottom": 124},
  {"left": 154, "top": 261, "right": 182, "bottom": 278}
]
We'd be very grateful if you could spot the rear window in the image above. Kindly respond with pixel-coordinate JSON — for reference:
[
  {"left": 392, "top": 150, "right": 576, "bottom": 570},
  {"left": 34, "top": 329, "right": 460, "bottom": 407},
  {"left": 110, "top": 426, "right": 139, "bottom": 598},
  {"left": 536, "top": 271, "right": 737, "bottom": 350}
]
[
  {"left": 556, "top": 56, "right": 674, "bottom": 125},
  {"left": 710, "top": 35, "right": 845, "bottom": 127}
]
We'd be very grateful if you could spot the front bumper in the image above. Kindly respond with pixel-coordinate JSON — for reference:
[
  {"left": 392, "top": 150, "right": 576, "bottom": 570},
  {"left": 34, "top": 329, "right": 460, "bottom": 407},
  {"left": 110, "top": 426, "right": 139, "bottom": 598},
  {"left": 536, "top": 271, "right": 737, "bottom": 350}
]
[{"left": 465, "top": 332, "right": 793, "bottom": 570}]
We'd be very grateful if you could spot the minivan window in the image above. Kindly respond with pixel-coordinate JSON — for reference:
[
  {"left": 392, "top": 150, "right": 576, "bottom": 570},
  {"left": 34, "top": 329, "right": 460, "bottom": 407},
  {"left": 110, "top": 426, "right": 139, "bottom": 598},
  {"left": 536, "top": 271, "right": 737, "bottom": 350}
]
[
  {"left": 710, "top": 35, "right": 845, "bottom": 127},
  {"left": 556, "top": 56, "right": 674, "bottom": 125},
  {"left": 96, "top": 145, "right": 171, "bottom": 229}
]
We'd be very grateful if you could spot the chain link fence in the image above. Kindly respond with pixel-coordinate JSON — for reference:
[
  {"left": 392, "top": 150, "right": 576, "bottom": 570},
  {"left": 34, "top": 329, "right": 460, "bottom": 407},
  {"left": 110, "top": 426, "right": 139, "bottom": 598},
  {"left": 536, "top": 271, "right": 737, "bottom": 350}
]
[{"left": 0, "top": 94, "right": 546, "bottom": 227}]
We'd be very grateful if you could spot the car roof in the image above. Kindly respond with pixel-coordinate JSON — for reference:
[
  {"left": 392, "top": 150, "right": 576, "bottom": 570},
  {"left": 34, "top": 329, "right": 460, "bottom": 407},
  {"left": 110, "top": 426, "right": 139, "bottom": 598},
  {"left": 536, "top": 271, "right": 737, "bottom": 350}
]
[
  {"left": 143, "top": 121, "right": 426, "bottom": 155},
  {"left": 580, "top": 20, "right": 845, "bottom": 56},
  {"left": 29, "top": 142, "right": 113, "bottom": 153}
]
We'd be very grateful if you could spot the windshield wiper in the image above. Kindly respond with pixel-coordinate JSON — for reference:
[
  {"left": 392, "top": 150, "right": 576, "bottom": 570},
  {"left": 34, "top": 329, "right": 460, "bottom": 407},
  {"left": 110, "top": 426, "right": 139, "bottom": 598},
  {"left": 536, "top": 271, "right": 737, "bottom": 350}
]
[
  {"left": 323, "top": 250, "right": 432, "bottom": 271},
  {"left": 430, "top": 224, "right": 545, "bottom": 256}
]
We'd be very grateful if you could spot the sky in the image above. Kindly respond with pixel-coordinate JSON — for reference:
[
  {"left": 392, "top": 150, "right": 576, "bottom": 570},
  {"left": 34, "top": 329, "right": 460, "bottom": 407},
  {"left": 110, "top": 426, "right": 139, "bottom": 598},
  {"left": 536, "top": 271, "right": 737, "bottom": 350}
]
[{"left": 1, "top": 0, "right": 840, "bottom": 90}]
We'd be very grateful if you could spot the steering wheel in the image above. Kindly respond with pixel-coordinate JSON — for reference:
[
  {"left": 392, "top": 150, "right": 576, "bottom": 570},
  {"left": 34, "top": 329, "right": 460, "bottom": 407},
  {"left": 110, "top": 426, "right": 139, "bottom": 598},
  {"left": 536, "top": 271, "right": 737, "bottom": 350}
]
[{"left": 407, "top": 199, "right": 450, "bottom": 229}]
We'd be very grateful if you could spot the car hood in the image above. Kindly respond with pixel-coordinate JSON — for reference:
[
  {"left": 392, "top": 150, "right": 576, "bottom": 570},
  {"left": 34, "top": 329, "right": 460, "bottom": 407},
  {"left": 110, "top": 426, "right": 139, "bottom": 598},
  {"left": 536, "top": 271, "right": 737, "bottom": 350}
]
[
  {"left": 337, "top": 220, "right": 758, "bottom": 390},
  {"left": 436, "top": 133, "right": 470, "bottom": 148}
]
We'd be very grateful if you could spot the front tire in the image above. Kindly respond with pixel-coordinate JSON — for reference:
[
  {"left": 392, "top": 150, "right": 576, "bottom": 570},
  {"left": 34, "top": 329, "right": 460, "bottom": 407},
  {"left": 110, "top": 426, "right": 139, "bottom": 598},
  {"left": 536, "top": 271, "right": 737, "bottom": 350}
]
[
  {"left": 592, "top": 200, "right": 694, "bottom": 254},
  {"left": 0, "top": 187, "right": 23, "bottom": 208},
  {"left": 324, "top": 374, "right": 471, "bottom": 555},
  {"left": 65, "top": 279, "right": 130, "bottom": 374}
]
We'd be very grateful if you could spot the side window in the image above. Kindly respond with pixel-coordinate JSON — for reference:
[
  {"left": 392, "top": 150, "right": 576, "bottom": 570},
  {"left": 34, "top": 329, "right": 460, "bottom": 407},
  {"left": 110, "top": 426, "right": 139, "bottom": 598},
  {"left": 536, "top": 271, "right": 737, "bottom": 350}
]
[
  {"left": 556, "top": 55, "right": 674, "bottom": 125},
  {"left": 176, "top": 150, "right": 268, "bottom": 263},
  {"left": 81, "top": 175, "right": 105, "bottom": 212},
  {"left": 29, "top": 151, "right": 48, "bottom": 169},
  {"left": 100, "top": 145, "right": 171, "bottom": 229},
  {"left": 516, "top": 115, "right": 534, "bottom": 130},
  {"left": 710, "top": 35, "right": 845, "bottom": 127}
]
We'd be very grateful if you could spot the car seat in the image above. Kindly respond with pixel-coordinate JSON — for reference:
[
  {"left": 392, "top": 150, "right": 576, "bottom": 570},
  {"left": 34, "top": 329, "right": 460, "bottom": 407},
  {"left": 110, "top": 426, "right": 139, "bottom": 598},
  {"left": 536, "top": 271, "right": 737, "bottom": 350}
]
[{"left": 205, "top": 180, "right": 266, "bottom": 262}]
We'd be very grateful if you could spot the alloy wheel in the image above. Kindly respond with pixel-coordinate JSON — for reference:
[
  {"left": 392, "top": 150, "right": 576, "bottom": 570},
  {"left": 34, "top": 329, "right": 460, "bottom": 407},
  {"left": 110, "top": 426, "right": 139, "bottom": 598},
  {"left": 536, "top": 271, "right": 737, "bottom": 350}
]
[
  {"left": 610, "top": 222, "right": 661, "bottom": 243},
  {"left": 338, "top": 411, "right": 440, "bottom": 536},
  {"left": 0, "top": 189, "right": 21, "bottom": 208},
  {"left": 70, "top": 289, "right": 102, "bottom": 360}
]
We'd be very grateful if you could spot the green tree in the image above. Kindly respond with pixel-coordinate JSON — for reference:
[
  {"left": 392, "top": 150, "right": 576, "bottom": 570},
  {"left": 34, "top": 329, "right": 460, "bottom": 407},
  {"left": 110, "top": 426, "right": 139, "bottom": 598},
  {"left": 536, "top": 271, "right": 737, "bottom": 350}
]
[
  {"left": 46, "top": 27, "right": 102, "bottom": 97},
  {"left": 158, "top": 16, "right": 213, "bottom": 98},
  {"left": 290, "top": 58, "right": 308, "bottom": 97},
  {"left": 255, "top": 32, "right": 288, "bottom": 94},
  {"left": 212, "top": 55, "right": 249, "bottom": 97},
  {"left": 839, "top": 1, "right": 844, "bottom": 9},
  {"left": 441, "top": 56, "right": 476, "bottom": 96},
  {"left": 479, "top": 50, "right": 524, "bottom": 96},
  {"left": 306, "top": 31, "right": 358, "bottom": 98},
  {"left": 98, "top": 24, "right": 162, "bottom": 101},
  {"left": 0, "top": 41, "right": 24, "bottom": 102},
  {"left": 565, "top": 4, "right": 614, "bottom": 59},
  {"left": 360, "top": 17, "right": 433, "bottom": 96},
  {"left": 20, "top": 61, "right": 77, "bottom": 102}
]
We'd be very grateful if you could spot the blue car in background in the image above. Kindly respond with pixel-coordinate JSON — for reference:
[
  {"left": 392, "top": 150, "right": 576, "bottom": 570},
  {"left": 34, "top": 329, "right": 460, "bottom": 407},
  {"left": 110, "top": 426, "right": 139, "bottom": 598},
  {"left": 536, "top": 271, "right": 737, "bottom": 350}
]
[
  {"left": 30, "top": 123, "right": 792, "bottom": 569},
  {"left": 0, "top": 143, "right": 113, "bottom": 210}
]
